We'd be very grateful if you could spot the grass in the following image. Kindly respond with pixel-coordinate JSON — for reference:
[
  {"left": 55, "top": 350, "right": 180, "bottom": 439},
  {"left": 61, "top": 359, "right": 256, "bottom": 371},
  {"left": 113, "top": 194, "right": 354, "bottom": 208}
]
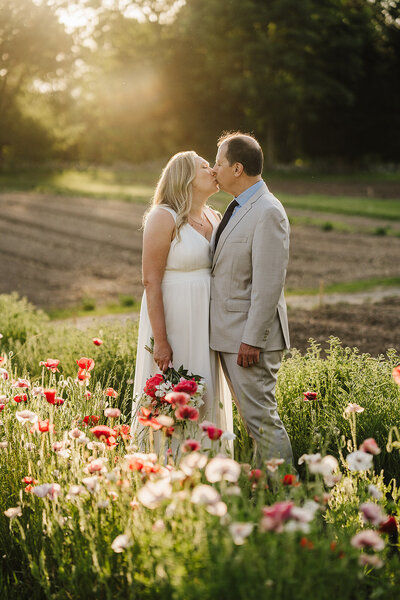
[
  {"left": 279, "top": 193, "right": 400, "bottom": 221},
  {"left": 286, "top": 276, "right": 400, "bottom": 296},
  {"left": 288, "top": 215, "right": 400, "bottom": 237},
  {"left": 46, "top": 297, "right": 141, "bottom": 320}
]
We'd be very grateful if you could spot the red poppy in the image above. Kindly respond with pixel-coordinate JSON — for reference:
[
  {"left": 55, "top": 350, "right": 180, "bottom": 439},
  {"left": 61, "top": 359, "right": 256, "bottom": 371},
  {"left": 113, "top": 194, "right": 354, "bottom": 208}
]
[
  {"left": 173, "top": 378, "right": 198, "bottom": 395},
  {"left": 379, "top": 516, "right": 398, "bottom": 535},
  {"left": 392, "top": 365, "right": 400, "bottom": 386},
  {"left": 128, "top": 457, "right": 144, "bottom": 471},
  {"left": 39, "top": 359, "right": 60, "bottom": 373},
  {"left": 303, "top": 391, "right": 318, "bottom": 401},
  {"left": 14, "top": 394, "right": 28, "bottom": 403},
  {"left": 0, "top": 404, "right": 5, "bottom": 412},
  {"left": 181, "top": 439, "right": 201, "bottom": 452},
  {"left": 90, "top": 425, "right": 117, "bottom": 439},
  {"left": 137, "top": 407, "right": 163, "bottom": 430},
  {"left": 77, "top": 368, "right": 91, "bottom": 382},
  {"left": 206, "top": 425, "right": 223, "bottom": 440},
  {"left": 30, "top": 419, "right": 55, "bottom": 433},
  {"left": 105, "top": 387, "right": 118, "bottom": 398},
  {"left": 175, "top": 405, "right": 199, "bottom": 421},
  {"left": 300, "top": 537, "right": 314, "bottom": 549},
  {"left": 76, "top": 357, "right": 95, "bottom": 371},
  {"left": 143, "top": 374, "right": 164, "bottom": 398},
  {"left": 83, "top": 415, "right": 100, "bottom": 426},
  {"left": 22, "top": 476, "right": 38, "bottom": 484},
  {"left": 282, "top": 474, "right": 300, "bottom": 486},
  {"left": 92, "top": 338, "right": 103, "bottom": 346},
  {"left": 0, "top": 356, "right": 5, "bottom": 366},
  {"left": 114, "top": 424, "right": 131, "bottom": 440},
  {"left": 43, "top": 389, "right": 57, "bottom": 404},
  {"left": 249, "top": 469, "right": 264, "bottom": 482}
]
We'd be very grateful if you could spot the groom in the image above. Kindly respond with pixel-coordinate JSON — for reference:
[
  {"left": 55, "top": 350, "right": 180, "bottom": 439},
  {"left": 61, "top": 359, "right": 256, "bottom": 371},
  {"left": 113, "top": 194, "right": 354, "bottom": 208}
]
[{"left": 210, "top": 131, "right": 293, "bottom": 466}]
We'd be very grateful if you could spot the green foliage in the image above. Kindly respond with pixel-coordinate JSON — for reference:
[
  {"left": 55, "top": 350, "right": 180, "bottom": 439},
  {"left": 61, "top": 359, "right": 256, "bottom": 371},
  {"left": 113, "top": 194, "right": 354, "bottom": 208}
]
[{"left": 278, "top": 339, "right": 400, "bottom": 481}]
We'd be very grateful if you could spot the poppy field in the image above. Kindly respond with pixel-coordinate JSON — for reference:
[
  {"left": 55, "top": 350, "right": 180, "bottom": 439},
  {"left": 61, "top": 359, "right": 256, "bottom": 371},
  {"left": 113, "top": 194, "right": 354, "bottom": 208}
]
[{"left": 0, "top": 294, "right": 400, "bottom": 599}]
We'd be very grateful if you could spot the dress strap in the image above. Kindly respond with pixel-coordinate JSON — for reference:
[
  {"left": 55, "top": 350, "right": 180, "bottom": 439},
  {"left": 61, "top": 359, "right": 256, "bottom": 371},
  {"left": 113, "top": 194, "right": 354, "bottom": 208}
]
[{"left": 158, "top": 204, "right": 177, "bottom": 222}]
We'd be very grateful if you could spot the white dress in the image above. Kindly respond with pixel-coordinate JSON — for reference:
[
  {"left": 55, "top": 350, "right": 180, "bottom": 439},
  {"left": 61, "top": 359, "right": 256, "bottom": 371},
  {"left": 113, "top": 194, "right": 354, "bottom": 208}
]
[{"left": 132, "top": 205, "right": 233, "bottom": 438}]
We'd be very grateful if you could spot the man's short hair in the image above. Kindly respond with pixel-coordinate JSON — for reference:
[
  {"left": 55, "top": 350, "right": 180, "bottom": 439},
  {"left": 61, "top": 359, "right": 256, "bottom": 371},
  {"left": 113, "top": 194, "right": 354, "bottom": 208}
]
[{"left": 218, "top": 131, "right": 263, "bottom": 176}]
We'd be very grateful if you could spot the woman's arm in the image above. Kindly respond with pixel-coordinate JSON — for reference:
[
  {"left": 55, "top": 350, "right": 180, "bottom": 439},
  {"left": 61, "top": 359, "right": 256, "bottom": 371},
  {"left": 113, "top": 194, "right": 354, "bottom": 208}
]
[{"left": 142, "top": 208, "right": 175, "bottom": 372}]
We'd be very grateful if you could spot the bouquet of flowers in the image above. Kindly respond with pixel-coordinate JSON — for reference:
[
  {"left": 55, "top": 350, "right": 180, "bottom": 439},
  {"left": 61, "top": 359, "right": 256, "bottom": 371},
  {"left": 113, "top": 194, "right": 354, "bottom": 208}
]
[{"left": 134, "top": 341, "right": 206, "bottom": 444}]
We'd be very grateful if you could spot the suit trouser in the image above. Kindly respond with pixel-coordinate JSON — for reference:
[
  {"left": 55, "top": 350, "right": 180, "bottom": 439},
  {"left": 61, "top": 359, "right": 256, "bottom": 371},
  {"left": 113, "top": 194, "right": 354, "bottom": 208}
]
[{"left": 219, "top": 350, "right": 293, "bottom": 467}]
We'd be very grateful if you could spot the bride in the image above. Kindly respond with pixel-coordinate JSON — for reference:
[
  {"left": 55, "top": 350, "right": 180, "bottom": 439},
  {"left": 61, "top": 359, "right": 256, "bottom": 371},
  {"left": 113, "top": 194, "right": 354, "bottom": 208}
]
[{"left": 132, "top": 151, "right": 233, "bottom": 442}]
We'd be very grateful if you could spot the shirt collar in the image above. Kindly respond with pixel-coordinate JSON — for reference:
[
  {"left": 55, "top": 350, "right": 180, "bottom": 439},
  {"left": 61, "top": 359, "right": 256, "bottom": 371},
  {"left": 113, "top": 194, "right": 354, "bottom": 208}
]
[{"left": 234, "top": 180, "right": 264, "bottom": 208}]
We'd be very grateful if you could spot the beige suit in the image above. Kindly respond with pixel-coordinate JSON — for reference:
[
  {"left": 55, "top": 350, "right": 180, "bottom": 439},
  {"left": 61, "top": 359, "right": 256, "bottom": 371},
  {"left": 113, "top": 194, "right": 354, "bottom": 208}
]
[{"left": 210, "top": 181, "right": 293, "bottom": 465}]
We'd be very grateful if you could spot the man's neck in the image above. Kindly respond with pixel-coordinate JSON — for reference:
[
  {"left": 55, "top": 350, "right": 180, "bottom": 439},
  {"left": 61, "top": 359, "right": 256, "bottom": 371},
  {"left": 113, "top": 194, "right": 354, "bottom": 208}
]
[{"left": 233, "top": 176, "right": 262, "bottom": 198}]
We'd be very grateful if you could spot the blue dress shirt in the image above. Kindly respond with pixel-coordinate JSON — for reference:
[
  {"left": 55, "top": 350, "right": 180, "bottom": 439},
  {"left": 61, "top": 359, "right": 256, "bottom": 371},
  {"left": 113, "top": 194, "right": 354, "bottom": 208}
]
[{"left": 232, "top": 180, "right": 264, "bottom": 215}]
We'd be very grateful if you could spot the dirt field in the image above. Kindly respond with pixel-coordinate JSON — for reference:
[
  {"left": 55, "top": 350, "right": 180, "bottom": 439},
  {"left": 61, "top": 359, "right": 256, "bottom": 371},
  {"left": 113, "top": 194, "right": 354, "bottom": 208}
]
[{"left": 0, "top": 190, "right": 399, "bottom": 356}]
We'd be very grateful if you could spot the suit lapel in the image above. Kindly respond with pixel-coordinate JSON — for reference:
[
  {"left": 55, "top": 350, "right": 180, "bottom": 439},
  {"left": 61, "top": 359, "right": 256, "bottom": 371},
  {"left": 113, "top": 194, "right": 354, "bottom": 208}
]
[{"left": 212, "top": 183, "right": 267, "bottom": 269}]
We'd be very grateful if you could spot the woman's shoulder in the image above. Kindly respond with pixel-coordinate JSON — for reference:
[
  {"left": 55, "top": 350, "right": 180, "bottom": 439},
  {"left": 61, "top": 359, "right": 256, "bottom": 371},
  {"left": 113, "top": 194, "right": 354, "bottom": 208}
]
[{"left": 144, "top": 205, "right": 177, "bottom": 234}]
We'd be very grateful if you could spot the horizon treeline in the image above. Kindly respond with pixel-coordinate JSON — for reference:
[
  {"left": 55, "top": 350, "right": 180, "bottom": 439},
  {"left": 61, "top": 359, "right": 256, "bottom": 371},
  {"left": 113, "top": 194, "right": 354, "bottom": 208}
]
[{"left": 0, "top": 0, "right": 399, "bottom": 168}]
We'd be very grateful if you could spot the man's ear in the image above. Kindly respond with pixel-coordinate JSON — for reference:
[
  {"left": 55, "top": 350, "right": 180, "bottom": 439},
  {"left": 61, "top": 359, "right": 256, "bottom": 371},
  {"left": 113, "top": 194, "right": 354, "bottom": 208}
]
[{"left": 234, "top": 162, "right": 244, "bottom": 177}]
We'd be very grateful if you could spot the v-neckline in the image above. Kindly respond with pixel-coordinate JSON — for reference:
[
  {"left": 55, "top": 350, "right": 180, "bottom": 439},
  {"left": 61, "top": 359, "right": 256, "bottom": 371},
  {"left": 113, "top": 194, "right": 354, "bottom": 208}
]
[{"left": 187, "top": 208, "right": 215, "bottom": 244}]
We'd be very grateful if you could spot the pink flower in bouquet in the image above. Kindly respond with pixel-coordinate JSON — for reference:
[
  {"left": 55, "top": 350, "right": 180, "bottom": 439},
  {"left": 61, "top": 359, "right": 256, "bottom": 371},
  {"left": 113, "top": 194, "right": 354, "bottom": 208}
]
[
  {"left": 173, "top": 378, "right": 198, "bottom": 395},
  {"left": 39, "top": 359, "right": 60, "bottom": 373},
  {"left": 14, "top": 394, "right": 28, "bottom": 403},
  {"left": 175, "top": 405, "right": 199, "bottom": 421},
  {"left": 92, "top": 338, "right": 103, "bottom": 346},
  {"left": 206, "top": 425, "right": 223, "bottom": 441},
  {"left": 359, "top": 438, "right": 381, "bottom": 455},
  {"left": 144, "top": 374, "right": 164, "bottom": 398},
  {"left": 91, "top": 425, "right": 118, "bottom": 439},
  {"left": 137, "top": 407, "right": 163, "bottom": 430},
  {"left": 181, "top": 439, "right": 201, "bottom": 452},
  {"left": 76, "top": 357, "right": 95, "bottom": 371},
  {"left": 105, "top": 387, "right": 118, "bottom": 398},
  {"left": 303, "top": 391, "right": 318, "bottom": 401},
  {"left": 351, "top": 530, "right": 385, "bottom": 551},
  {"left": 392, "top": 365, "right": 400, "bottom": 386},
  {"left": 260, "top": 501, "right": 295, "bottom": 533},
  {"left": 105, "top": 407, "right": 121, "bottom": 418},
  {"left": 165, "top": 391, "right": 190, "bottom": 406}
]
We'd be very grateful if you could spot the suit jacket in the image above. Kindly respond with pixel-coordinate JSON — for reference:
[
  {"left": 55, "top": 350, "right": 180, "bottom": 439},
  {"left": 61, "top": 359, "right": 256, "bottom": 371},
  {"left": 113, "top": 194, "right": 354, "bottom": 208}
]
[{"left": 210, "top": 181, "right": 290, "bottom": 353}]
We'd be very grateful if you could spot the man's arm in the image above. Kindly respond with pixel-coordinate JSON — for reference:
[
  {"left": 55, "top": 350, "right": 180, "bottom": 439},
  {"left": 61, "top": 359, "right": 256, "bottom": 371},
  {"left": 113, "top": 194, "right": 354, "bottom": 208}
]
[{"left": 241, "top": 204, "right": 289, "bottom": 349}]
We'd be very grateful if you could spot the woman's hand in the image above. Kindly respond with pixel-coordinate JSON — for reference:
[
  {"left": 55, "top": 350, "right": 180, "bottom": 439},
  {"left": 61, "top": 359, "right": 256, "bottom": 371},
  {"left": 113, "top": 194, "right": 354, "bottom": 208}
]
[{"left": 153, "top": 339, "right": 173, "bottom": 373}]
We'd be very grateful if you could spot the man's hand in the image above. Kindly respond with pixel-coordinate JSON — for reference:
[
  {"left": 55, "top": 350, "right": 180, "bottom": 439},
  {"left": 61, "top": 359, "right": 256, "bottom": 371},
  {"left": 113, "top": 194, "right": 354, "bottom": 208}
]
[{"left": 237, "top": 342, "right": 261, "bottom": 368}]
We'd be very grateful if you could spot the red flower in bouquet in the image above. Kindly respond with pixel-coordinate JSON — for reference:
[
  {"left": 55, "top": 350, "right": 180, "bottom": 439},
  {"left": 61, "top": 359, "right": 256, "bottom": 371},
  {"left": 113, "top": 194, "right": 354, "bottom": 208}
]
[
  {"left": 206, "top": 426, "right": 223, "bottom": 441},
  {"left": 91, "top": 425, "right": 118, "bottom": 440},
  {"left": 14, "top": 394, "right": 28, "bottom": 403},
  {"left": 143, "top": 374, "right": 164, "bottom": 398},
  {"left": 165, "top": 391, "right": 190, "bottom": 407},
  {"left": 173, "top": 378, "right": 198, "bottom": 395},
  {"left": 76, "top": 357, "right": 95, "bottom": 371},
  {"left": 83, "top": 415, "right": 100, "bottom": 426},
  {"left": 39, "top": 358, "right": 60, "bottom": 373},
  {"left": 181, "top": 439, "right": 201, "bottom": 452},
  {"left": 175, "top": 405, "right": 199, "bottom": 421},
  {"left": 137, "top": 407, "right": 163, "bottom": 430}
]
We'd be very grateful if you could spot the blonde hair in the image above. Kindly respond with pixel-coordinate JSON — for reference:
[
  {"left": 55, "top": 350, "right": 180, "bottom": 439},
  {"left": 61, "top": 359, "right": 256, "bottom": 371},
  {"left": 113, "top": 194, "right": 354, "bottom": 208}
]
[{"left": 144, "top": 151, "right": 198, "bottom": 239}]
